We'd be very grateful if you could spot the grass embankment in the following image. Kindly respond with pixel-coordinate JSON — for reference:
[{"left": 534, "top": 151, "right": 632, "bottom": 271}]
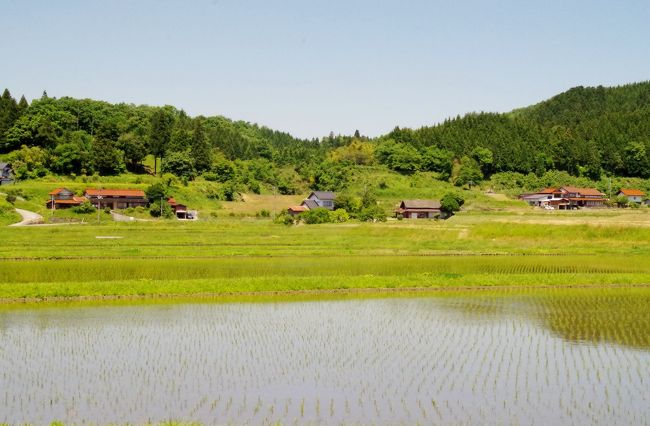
[{"left": 1, "top": 213, "right": 649, "bottom": 301}]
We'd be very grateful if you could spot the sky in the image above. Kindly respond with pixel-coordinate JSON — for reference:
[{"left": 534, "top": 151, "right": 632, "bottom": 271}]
[{"left": 2, "top": 0, "right": 649, "bottom": 139}]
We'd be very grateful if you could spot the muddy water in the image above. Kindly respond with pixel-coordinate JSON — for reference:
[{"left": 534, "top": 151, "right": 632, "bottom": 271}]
[{"left": 1, "top": 289, "right": 649, "bottom": 425}]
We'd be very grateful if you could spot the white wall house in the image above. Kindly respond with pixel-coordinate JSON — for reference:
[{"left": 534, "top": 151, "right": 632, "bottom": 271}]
[{"left": 618, "top": 189, "right": 646, "bottom": 204}]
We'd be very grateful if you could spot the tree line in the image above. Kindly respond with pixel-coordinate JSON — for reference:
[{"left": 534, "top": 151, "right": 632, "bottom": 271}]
[{"left": 1, "top": 81, "right": 649, "bottom": 192}]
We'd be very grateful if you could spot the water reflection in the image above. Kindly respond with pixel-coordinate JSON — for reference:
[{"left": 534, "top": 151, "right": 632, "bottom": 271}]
[{"left": 1, "top": 289, "right": 649, "bottom": 425}]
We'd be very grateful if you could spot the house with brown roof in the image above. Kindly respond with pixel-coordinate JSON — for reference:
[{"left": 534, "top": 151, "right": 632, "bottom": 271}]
[
  {"left": 46, "top": 188, "right": 88, "bottom": 209},
  {"left": 84, "top": 189, "right": 148, "bottom": 210},
  {"left": 520, "top": 186, "right": 607, "bottom": 209},
  {"left": 618, "top": 189, "right": 646, "bottom": 204},
  {"left": 395, "top": 200, "right": 442, "bottom": 219}
]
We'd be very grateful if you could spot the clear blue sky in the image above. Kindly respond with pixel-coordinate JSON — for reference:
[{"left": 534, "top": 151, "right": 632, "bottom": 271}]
[{"left": 2, "top": 0, "right": 649, "bottom": 139}]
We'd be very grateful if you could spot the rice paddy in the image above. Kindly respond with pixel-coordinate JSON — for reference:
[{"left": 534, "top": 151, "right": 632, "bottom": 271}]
[
  {"left": 1, "top": 212, "right": 649, "bottom": 300},
  {"left": 1, "top": 289, "right": 649, "bottom": 425}
]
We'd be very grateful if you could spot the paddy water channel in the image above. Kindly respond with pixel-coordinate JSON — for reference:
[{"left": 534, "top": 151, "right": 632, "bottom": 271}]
[{"left": 1, "top": 288, "right": 649, "bottom": 425}]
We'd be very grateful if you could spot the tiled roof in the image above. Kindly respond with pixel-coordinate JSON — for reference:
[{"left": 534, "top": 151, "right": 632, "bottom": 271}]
[
  {"left": 309, "top": 191, "right": 336, "bottom": 201},
  {"left": 85, "top": 189, "right": 146, "bottom": 197},
  {"left": 288, "top": 205, "right": 309, "bottom": 212},
  {"left": 561, "top": 186, "right": 605, "bottom": 196},
  {"left": 619, "top": 188, "right": 646, "bottom": 196},
  {"left": 48, "top": 188, "right": 66, "bottom": 195},
  {"left": 301, "top": 199, "right": 319, "bottom": 209},
  {"left": 400, "top": 200, "right": 441, "bottom": 210}
]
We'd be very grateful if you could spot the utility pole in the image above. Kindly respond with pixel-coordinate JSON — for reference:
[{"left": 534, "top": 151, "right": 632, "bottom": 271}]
[{"left": 97, "top": 195, "right": 103, "bottom": 224}]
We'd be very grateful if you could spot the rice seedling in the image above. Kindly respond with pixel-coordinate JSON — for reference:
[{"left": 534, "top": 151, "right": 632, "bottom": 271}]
[{"left": 0, "top": 288, "right": 648, "bottom": 424}]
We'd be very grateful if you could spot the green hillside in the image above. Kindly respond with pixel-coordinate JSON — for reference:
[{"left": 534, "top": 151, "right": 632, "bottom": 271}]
[{"left": 1, "top": 82, "right": 649, "bottom": 217}]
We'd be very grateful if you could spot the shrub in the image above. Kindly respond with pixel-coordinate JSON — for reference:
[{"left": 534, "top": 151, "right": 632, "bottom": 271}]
[
  {"left": 441, "top": 192, "right": 465, "bottom": 215},
  {"left": 328, "top": 208, "right": 349, "bottom": 223},
  {"left": 149, "top": 201, "right": 174, "bottom": 218},
  {"left": 203, "top": 171, "right": 219, "bottom": 182},
  {"left": 358, "top": 205, "right": 387, "bottom": 222},
  {"left": 72, "top": 201, "right": 96, "bottom": 214},
  {"left": 274, "top": 211, "right": 295, "bottom": 226},
  {"left": 302, "top": 207, "right": 332, "bottom": 224}
]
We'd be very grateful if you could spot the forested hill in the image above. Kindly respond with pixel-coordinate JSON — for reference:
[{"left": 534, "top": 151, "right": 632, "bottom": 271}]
[
  {"left": 0, "top": 91, "right": 324, "bottom": 176},
  {"left": 1, "top": 82, "right": 649, "bottom": 191},
  {"left": 380, "top": 81, "right": 650, "bottom": 180}
]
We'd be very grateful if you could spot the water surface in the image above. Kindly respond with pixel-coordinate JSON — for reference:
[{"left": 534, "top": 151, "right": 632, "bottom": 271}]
[{"left": 1, "top": 289, "right": 649, "bottom": 425}]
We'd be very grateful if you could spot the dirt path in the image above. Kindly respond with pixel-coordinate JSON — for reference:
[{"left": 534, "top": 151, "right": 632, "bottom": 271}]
[{"left": 9, "top": 208, "right": 44, "bottom": 226}]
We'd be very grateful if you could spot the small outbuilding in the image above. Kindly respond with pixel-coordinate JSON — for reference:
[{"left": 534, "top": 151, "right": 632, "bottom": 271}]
[
  {"left": 287, "top": 205, "right": 309, "bottom": 216},
  {"left": 618, "top": 189, "right": 646, "bottom": 204},
  {"left": 396, "top": 200, "right": 442, "bottom": 219}
]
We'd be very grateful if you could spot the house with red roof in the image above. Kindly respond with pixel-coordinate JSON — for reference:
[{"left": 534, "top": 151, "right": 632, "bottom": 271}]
[
  {"left": 617, "top": 188, "right": 646, "bottom": 204},
  {"left": 520, "top": 186, "right": 607, "bottom": 209},
  {"left": 84, "top": 188, "right": 148, "bottom": 210},
  {"left": 46, "top": 188, "right": 88, "bottom": 209}
]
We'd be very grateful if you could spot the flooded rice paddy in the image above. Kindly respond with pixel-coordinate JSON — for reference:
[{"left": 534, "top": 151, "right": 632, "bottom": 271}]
[{"left": 1, "top": 288, "right": 649, "bottom": 425}]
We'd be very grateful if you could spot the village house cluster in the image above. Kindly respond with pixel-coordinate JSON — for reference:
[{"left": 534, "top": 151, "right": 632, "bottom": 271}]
[
  {"left": 46, "top": 188, "right": 195, "bottom": 219},
  {"left": 520, "top": 186, "right": 648, "bottom": 209},
  {"left": 287, "top": 191, "right": 444, "bottom": 219}
]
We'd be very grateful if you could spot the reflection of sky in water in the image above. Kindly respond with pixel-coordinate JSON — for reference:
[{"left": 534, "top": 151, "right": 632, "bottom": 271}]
[{"left": 1, "top": 290, "right": 649, "bottom": 425}]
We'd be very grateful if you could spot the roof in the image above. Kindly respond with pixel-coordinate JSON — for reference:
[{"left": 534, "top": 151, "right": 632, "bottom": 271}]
[
  {"left": 301, "top": 199, "right": 319, "bottom": 209},
  {"left": 288, "top": 205, "right": 309, "bottom": 212},
  {"left": 85, "top": 189, "right": 146, "bottom": 197},
  {"left": 51, "top": 196, "right": 88, "bottom": 205},
  {"left": 48, "top": 188, "right": 65, "bottom": 195},
  {"left": 619, "top": 188, "right": 646, "bottom": 196},
  {"left": 399, "top": 200, "right": 441, "bottom": 210},
  {"left": 560, "top": 186, "right": 605, "bottom": 196},
  {"left": 308, "top": 191, "right": 336, "bottom": 201}
]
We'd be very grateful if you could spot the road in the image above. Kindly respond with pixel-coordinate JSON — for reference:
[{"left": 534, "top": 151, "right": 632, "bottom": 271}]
[{"left": 9, "top": 208, "right": 44, "bottom": 226}]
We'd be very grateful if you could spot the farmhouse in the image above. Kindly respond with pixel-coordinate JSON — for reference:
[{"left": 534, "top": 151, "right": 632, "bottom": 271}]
[
  {"left": 395, "top": 200, "right": 442, "bottom": 219},
  {"left": 520, "top": 186, "right": 607, "bottom": 209},
  {"left": 618, "top": 188, "right": 646, "bottom": 204},
  {"left": 301, "top": 191, "right": 336, "bottom": 210},
  {"left": 84, "top": 189, "right": 148, "bottom": 210},
  {"left": 46, "top": 188, "right": 88, "bottom": 209}
]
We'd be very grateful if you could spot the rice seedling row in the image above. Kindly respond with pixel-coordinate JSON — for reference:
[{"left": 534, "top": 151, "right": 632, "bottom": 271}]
[{"left": 1, "top": 289, "right": 648, "bottom": 425}]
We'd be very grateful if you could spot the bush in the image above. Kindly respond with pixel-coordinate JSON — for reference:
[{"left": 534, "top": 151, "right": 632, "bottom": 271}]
[
  {"left": 441, "top": 192, "right": 465, "bottom": 215},
  {"left": 301, "top": 207, "right": 332, "bottom": 224},
  {"left": 150, "top": 201, "right": 174, "bottom": 218},
  {"left": 274, "top": 211, "right": 295, "bottom": 226},
  {"left": 328, "top": 208, "right": 349, "bottom": 223},
  {"left": 5, "top": 194, "right": 16, "bottom": 204},
  {"left": 72, "top": 201, "right": 96, "bottom": 214},
  {"left": 203, "top": 171, "right": 219, "bottom": 182},
  {"left": 358, "top": 205, "right": 387, "bottom": 222},
  {"left": 258, "top": 209, "right": 271, "bottom": 217}
]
